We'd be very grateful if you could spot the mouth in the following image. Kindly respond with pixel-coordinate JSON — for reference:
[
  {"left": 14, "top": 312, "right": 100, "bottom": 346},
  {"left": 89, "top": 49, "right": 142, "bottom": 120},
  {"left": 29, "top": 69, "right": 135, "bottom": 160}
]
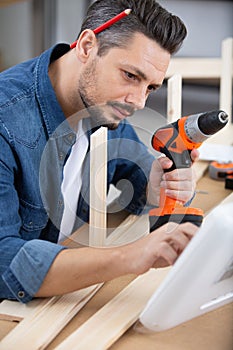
[{"left": 110, "top": 104, "right": 134, "bottom": 120}]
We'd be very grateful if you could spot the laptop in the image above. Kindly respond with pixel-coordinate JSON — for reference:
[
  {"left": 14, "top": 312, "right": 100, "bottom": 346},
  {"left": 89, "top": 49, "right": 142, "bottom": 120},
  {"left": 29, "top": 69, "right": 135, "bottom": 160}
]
[{"left": 139, "top": 201, "right": 233, "bottom": 332}]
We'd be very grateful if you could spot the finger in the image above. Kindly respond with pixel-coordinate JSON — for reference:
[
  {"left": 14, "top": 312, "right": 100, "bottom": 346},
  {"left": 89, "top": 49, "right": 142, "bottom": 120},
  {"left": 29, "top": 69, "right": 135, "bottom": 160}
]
[
  {"left": 157, "top": 156, "right": 173, "bottom": 170},
  {"left": 161, "top": 177, "right": 195, "bottom": 201},
  {"left": 163, "top": 221, "right": 198, "bottom": 239},
  {"left": 190, "top": 149, "right": 200, "bottom": 162},
  {"left": 160, "top": 179, "right": 193, "bottom": 191},
  {"left": 162, "top": 168, "right": 194, "bottom": 181},
  {"left": 153, "top": 242, "right": 178, "bottom": 267},
  {"left": 166, "top": 233, "right": 190, "bottom": 255},
  {"left": 164, "top": 223, "right": 197, "bottom": 255},
  {"left": 179, "top": 222, "right": 198, "bottom": 239}
]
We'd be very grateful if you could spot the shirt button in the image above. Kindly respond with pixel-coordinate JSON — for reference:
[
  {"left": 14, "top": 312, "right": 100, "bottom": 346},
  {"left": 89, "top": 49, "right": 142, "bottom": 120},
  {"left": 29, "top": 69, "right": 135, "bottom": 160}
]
[
  {"left": 58, "top": 200, "right": 63, "bottom": 207},
  {"left": 59, "top": 153, "right": 64, "bottom": 160},
  {"left": 68, "top": 134, "right": 75, "bottom": 142},
  {"left": 18, "top": 291, "right": 25, "bottom": 299}
]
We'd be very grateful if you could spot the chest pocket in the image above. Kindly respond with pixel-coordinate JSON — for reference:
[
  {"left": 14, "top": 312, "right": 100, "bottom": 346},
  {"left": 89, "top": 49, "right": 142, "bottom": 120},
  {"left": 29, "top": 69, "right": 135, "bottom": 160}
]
[{"left": 19, "top": 200, "right": 49, "bottom": 240}]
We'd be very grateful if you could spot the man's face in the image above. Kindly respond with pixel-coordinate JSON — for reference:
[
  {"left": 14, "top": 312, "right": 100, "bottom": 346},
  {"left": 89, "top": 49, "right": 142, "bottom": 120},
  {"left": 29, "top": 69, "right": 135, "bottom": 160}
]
[{"left": 78, "top": 32, "right": 170, "bottom": 129}]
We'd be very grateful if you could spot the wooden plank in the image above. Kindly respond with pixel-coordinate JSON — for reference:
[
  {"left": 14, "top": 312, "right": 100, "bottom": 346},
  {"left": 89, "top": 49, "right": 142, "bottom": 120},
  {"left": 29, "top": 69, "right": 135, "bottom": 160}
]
[
  {"left": 0, "top": 298, "right": 48, "bottom": 322},
  {"left": 89, "top": 127, "right": 108, "bottom": 247},
  {"left": 55, "top": 268, "right": 171, "bottom": 350},
  {"left": 106, "top": 214, "right": 149, "bottom": 246},
  {"left": 167, "top": 74, "right": 182, "bottom": 123},
  {"left": 0, "top": 284, "right": 102, "bottom": 350},
  {"left": 220, "top": 37, "right": 233, "bottom": 120}
]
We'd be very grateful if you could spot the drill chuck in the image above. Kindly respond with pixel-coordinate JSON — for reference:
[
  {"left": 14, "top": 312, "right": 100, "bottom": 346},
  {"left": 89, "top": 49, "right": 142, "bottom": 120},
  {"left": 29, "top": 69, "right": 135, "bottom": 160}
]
[{"left": 184, "top": 110, "right": 228, "bottom": 144}]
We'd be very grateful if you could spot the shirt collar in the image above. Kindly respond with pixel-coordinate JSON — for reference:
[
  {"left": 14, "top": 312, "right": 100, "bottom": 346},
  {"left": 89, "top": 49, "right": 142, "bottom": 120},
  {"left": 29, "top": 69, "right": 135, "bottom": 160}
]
[{"left": 35, "top": 43, "right": 72, "bottom": 138}]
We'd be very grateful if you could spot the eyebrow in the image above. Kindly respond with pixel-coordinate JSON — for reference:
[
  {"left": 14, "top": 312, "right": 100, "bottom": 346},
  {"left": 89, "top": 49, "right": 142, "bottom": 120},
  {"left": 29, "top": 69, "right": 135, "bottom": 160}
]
[{"left": 123, "top": 64, "right": 162, "bottom": 89}]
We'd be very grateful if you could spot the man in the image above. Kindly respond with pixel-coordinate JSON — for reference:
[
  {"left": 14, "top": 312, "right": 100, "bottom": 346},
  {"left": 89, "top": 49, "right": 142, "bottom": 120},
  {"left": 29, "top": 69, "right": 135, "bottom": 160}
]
[{"left": 0, "top": 0, "right": 198, "bottom": 303}]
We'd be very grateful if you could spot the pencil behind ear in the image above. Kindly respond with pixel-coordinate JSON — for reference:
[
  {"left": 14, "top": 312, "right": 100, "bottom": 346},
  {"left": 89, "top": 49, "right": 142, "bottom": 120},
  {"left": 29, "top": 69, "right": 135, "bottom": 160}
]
[{"left": 70, "top": 8, "right": 131, "bottom": 49}]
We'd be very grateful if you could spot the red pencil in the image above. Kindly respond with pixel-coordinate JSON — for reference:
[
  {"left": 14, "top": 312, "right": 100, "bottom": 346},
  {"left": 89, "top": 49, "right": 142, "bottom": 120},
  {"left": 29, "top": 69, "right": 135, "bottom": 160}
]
[{"left": 70, "top": 9, "right": 131, "bottom": 49}]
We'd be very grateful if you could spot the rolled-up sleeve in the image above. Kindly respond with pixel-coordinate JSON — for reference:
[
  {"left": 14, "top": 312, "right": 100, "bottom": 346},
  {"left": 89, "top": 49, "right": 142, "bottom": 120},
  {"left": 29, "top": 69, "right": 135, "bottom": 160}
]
[{"left": 2, "top": 239, "right": 66, "bottom": 303}]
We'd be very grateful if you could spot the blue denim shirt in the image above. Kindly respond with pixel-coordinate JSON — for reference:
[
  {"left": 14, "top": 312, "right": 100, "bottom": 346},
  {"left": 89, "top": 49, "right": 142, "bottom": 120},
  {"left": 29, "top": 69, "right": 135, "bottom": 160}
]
[{"left": 0, "top": 44, "right": 154, "bottom": 303}]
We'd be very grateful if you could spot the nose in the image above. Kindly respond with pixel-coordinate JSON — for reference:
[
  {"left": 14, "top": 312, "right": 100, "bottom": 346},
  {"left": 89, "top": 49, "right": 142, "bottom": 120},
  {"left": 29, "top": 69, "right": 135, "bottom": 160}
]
[{"left": 125, "top": 87, "right": 147, "bottom": 110}]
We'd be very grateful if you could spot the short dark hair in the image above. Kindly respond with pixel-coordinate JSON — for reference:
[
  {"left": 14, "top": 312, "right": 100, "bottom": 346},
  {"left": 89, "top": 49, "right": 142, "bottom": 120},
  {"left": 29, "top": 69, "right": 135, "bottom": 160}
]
[{"left": 79, "top": 0, "right": 187, "bottom": 56}]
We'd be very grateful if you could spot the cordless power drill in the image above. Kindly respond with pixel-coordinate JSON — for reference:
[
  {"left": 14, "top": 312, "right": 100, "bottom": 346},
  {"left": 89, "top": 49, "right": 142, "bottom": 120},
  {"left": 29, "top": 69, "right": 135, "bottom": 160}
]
[{"left": 149, "top": 110, "right": 229, "bottom": 231}]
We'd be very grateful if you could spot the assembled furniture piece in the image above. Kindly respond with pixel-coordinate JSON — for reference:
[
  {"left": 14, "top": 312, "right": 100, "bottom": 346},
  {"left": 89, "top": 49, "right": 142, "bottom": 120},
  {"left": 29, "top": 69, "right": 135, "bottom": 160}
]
[{"left": 166, "top": 37, "right": 233, "bottom": 121}]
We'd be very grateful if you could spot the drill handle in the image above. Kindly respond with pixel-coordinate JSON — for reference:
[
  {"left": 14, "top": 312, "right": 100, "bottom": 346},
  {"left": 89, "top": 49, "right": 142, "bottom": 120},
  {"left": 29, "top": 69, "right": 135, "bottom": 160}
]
[
  {"left": 159, "top": 146, "right": 192, "bottom": 172},
  {"left": 152, "top": 123, "right": 193, "bottom": 211}
]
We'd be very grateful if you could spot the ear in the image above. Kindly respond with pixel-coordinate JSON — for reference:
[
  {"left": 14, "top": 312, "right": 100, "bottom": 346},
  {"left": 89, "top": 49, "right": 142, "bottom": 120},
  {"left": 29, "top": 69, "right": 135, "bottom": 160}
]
[{"left": 75, "top": 29, "right": 98, "bottom": 63}]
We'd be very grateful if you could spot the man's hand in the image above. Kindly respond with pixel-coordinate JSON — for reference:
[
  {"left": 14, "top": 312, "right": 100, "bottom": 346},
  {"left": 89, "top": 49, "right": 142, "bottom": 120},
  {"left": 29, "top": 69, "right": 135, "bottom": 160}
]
[
  {"left": 147, "top": 149, "right": 199, "bottom": 206},
  {"left": 123, "top": 222, "right": 198, "bottom": 274}
]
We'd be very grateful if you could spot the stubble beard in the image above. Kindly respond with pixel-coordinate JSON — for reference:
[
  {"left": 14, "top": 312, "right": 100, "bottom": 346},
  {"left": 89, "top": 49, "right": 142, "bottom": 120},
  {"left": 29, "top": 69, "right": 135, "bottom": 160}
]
[
  {"left": 79, "top": 90, "right": 119, "bottom": 130},
  {"left": 78, "top": 61, "right": 134, "bottom": 130}
]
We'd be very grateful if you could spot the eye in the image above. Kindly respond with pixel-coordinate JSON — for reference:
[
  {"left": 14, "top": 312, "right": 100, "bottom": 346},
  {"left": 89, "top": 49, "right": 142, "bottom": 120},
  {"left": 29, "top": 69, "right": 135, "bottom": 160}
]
[
  {"left": 148, "top": 85, "right": 157, "bottom": 92},
  {"left": 124, "top": 71, "right": 137, "bottom": 81},
  {"left": 147, "top": 84, "right": 161, "bottom": 93}
]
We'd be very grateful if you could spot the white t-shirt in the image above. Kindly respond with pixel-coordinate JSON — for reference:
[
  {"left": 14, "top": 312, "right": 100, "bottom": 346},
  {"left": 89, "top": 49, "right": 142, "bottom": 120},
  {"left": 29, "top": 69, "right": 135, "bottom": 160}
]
[{"left": 58, "top": 120, "right": 88, "bottom": 242}]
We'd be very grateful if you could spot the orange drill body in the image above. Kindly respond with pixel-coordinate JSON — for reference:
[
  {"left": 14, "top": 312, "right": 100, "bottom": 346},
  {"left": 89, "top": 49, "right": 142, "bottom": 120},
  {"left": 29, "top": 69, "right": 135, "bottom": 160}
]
[{"left": 149, "top": 110, "right": 228, "bottom": 231}]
